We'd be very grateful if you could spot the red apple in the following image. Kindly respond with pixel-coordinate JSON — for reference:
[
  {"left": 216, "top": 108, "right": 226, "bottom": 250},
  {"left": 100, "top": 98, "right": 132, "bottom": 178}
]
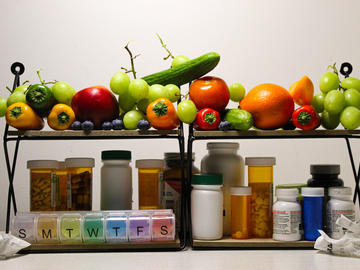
[{"left": 71, "top": 85, "right": 119, "bottom": 129}]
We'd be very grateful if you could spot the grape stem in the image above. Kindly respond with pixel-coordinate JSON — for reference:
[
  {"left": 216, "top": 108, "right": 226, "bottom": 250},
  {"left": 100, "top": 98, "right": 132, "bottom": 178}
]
[
  {"left": 121, "top": 42, "right": 139, "bottom": 79},
  {"left": 36, "top": 69, "right": 57, "bottom": 85},
  {"left": 328, "top": 63, "right": 339, "bottom": 75},
  {"left": 156, "top": 33, "right": 174, "bottom": 60}
]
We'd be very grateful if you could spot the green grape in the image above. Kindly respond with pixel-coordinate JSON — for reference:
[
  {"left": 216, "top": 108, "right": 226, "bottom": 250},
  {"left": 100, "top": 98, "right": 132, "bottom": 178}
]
[
  {"left": 118, "top": 91, "right": 136, "bottom": 112},
  {"left": 128, "top": 79, "right": 149, "bottom": 101},
  {"left": 7, "top": 91, "right": 26, "bottom": 106},
  {"left": 165, "top": 84, "right": 181, "bottom": 103},
  {"left": 319, "top": 72, "right": 340, "bottom": 93},
  {"left": 312, "top": 92, "right": 326, "bottom": 113},
  {"left": 177, "top": 100, "right": 197, "bottom": 124},
  {"left": 344, "top": 89, "right": 360, "bottom": 109},
  {"left": 324, "top": 90, "right": 345, "bottom": 114},
  {"left": 229, "top": 83, "right": 245, "bottom": 102},
  {"left": 321, "top": 111, "right": 340, "bottom": 130},
  {"left": 137, "top": 98, "right": 150, "bottom": 113},
  {"left": 340, "top": 106, "right": 360, "bottom": 130},
  {"left": 13, "top": 84, "right": 29, "bottom": 93},
  {"left": 0, "top": 97, "right": 7, "bottom": 117},
  {"left": 171, "top": 55, "right": 190, "bottom": 68},
  {"left": 148, "top": 84, "right": 168, "bottom": 102},
  {"left": 123, "top": 110, "right": 144, "bottom": 130},
  {"left": 110, "top": 72, "right": 130, "bottom": 96},
  {"left": 341, "top": 77, "right": 360, "bottom": 91},
  {"left": 51, "top": 81, "right": 76, "bottom": 105}
]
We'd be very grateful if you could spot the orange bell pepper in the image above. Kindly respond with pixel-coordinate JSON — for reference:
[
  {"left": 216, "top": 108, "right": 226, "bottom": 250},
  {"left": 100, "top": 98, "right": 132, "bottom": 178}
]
[
  {"left": 47, "top": 103, "right": 76, "bottom": 130},
  {"left": 289, "top": 76, "right": 314, "bottom": 106},
  {"left": 6, "top": 102, "right": 44, "bottom": 130},
  {"left": 146, "top": 98, "right": 179, "bottom": 130}
]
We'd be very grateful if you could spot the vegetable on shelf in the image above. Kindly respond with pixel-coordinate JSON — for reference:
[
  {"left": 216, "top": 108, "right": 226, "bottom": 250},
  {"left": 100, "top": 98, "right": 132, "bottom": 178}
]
[
  {"left": 146, "top": 98, "right": 179, "bottom": 130},
  {"left": 195, "top": 108, "right": 220, "bottom": 130},
  {"left": 289, "top": 75, "right": 314, "bottom": 106},
  {"left": 26, "top": 84, "right": 56, "bottom": 117},
  {"left": 5, "top": 102, "right": 44, "bottom": 130},
  {"left": 47, "top": 104, "right": 76, "bottom": 130},
  {"left": 292, "top": 105, "right": 320, "bottom": 130}
]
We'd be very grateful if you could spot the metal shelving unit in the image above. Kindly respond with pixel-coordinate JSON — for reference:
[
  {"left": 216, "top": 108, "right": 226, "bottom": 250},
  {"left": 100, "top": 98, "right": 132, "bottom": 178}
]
[
  {"left": 186, "top": 126, "right": 360, "bottom": 249},
  {"left": 3, "top": 63, "right": 186, "bottom": 252}
]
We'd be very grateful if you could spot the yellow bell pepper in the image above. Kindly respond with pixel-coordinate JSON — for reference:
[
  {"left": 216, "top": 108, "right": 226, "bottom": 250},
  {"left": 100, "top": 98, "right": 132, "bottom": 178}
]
[
  {"left": 6, "top": 102, "right": 44, "bottom": 130},
  {"left": 47, "top": 103, "right": 75, "bottom": 130}
]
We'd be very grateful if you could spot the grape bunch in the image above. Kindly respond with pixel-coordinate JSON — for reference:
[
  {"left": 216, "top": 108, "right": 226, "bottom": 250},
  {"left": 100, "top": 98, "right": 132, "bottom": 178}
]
[{"left": 313, "top": 64, "right": 360, "bottom": 130}]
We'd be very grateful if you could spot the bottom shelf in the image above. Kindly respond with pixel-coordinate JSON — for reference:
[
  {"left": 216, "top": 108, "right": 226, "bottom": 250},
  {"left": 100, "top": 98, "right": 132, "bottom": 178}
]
[
  {"left": 193, "top": 237, "right": 314, "bottom": 249},
  {"left": 20, "top": 238, "right": 181, "bottom": 253}
]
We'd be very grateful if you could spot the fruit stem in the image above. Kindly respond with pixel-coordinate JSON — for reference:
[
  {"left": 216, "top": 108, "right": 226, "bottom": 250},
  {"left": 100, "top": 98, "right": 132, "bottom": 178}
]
[
  {"left": 156, "top": 33, "right": 174, "bottom": 60},
  {"left": 123, "top": 41, "right": 139, "bottom": 79},
  {"left": 22, "top": 80, "right": 30, "bottom": 85},
  {"left": 36, "top": 69, "right": 46, "bottom": 84},
  {"left": 328, "top": 63, "right": 339, "bottom": 75},
  {"left": 6, "top": 86, "right": 12, "bottom": 93}
]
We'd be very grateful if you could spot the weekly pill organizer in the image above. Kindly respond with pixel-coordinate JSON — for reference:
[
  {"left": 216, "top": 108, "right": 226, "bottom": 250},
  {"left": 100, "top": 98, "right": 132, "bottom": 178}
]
[{"left": 11, "top": 210, "right": 175, "bottom": 244}]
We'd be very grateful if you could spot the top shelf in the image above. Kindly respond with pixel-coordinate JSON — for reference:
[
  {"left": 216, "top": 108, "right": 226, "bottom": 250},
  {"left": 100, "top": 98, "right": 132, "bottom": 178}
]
[{"left": 192, "top": 129, "right": 360, "bottom": 139}]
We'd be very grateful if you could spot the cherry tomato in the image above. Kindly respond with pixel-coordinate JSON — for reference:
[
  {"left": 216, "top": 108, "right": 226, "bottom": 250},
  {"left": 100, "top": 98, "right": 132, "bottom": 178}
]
[{"left": 189, "top": 76, "right": 230, "bottom": 111}]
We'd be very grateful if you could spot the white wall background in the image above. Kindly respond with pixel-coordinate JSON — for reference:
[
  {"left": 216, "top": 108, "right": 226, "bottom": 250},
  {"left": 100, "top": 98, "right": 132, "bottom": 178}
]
[{"left": 1, "top": 0, "right": 360, "bottom": 230}]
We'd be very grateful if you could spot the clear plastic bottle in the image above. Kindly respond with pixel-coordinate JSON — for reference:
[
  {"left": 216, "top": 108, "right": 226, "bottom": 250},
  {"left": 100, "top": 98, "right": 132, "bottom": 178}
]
[
  {"left": 201, "top": 142, "right": 244, "bottom": 236},
  {"left": 326, "top": 187, "right": 355, "bottom": 239},
  {"left": 273, "top": 188, "right": 301, "bottom": 241},
  {"left": 101, "top": 151, "right": 132, "bottom": 210}
]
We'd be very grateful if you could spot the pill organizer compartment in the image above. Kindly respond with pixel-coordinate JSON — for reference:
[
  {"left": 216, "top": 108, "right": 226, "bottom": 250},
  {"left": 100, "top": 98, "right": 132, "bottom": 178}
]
[
  {"left": 105, "top": 212, "right": 128, "bottom": 243},
  {"left": 59, "top": 213, "right": 82, "bottom": 243},
  {"left": 128, "top": 212, "right": 151, "bottom": 242},
  {"left": 151, "top": 210, "right": 175, "bottom": 241},
  {"left": 36, "top": 214, "right": 60, "bottom": 243},
  {"left": 83, "top": 213, "right": 105, "bottom": 244},
  {"left": 11, "top": 213, "right": 36, "bottom": 243}
]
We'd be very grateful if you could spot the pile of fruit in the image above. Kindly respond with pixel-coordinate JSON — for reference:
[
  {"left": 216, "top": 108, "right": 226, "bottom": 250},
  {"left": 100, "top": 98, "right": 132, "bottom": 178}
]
[{"left": 1, "top": 39, "right": 360, "bottom": 131}]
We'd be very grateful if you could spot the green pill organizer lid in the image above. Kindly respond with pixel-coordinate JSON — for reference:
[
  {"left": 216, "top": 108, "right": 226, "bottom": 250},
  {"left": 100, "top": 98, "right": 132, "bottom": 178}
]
[
  {"left": 101, "top": 150, "right": 131, "bottom": 160},
  {"left": 192, "top": 174, "right": 223, "bottom": 185}
]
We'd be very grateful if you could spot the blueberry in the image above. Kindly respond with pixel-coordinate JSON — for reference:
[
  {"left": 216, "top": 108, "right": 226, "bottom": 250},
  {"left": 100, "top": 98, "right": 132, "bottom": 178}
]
[
  {"left": 102, "top": 121, "right": 113, "bottom": 130},
  {"left": 112, "top": 119, "right": 124, "bottom": 130},
  {"left": 137, "top": 119, "right": 150, "bottom": 131},
  {"left": 218, "top": 121, "right": 232, "bottom": 131},
  {"left": 71, "top": 121, "right": 82, "bottom": 130},
  {"left": 81, "top": 120, "right": 94, "bottom": 132}
]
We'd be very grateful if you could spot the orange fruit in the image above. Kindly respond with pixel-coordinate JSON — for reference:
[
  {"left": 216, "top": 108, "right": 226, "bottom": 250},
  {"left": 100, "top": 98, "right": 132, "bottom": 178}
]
[
  {"left": 289, "top": 75, "right": 314, "bottom": 106},
  {"left": 240, "top": 83, "right": 294, "bottom": 129}
]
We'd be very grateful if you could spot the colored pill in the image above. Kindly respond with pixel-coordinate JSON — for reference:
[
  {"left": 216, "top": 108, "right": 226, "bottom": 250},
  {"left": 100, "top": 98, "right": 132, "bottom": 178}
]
[
  {"left": 37, "top": 216, "right": 59, "bottom": 243},
  {"left": 151, "top": 214, "right": 175, "bottom": 241},
  {"left": 128, "top": 214, "right": 151, "bottom": 242},
  {"left": 60, "top": 215, "right": 82, "bottom": 243},
  {"left": 83, "top": 215, "right": 105, "bottom": 243},
  {"left": 105, "top": 215, "right": 128, "bottom": 242},
  {"left": 11, "top": 214, "right": 36, "bottom": 243}
]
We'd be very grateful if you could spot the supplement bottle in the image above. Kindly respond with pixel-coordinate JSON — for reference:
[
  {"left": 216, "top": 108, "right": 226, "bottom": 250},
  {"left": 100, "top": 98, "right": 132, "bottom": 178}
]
[
  {"left": 65, "top": 158, "right": 95, "bottom": 211},
  {"left": 302, "top": 187, "right": 324, "bottom": 241},
  {"left": 273, "top": 188, "right": 301, "bottom": 241},
  {"left": 307, "top": 164, "right": 343, "bottom": 233},
  {"left": 326, "top": 187, "right": 355, "bottom": 239},
  {"left": 246, "top": 157, "right": 276, "bottom": 238},
  {"left": 27, "top": 160, "right": 59, "bottom": 211},
  {"left": 201, "top": 142, "right": 244, "bottom": 236},
  {"left": 101, "top": 151, "right": 132, "bottom": 210},
  {"left": 230, "top": 187, "right": 251, "bottom": 239},
  {"left": 136, "top": 159, "right": 164, "bottom": 210},
  {"left": 191, "top": 174, "right": 223, "bottom": 240},
  {"left": 163, "top": 152, "right": 199, "bottom": 231}
]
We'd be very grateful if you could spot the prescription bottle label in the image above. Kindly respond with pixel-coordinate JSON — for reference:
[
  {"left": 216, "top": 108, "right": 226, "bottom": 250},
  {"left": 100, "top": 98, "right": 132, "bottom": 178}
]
[
  {"left": 50, "top": 172, "right": 57, "bottom": 208},
  {"left": 273, "top": 210, "right": 301, "bottom": 235},
  {"left": 327, "top": 209, "right": 355, "bottom": 237}
]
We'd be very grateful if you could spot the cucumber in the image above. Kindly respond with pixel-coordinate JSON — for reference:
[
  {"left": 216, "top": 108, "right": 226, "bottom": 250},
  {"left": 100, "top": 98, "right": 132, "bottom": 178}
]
[{"left": 141, "top": 52, "right": 220, "bottom": 86}]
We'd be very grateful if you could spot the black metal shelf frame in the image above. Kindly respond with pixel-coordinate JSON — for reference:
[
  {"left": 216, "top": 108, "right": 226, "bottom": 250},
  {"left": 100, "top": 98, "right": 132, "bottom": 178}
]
[
  {"left": 3, "top": 63, "right": 187, "bottom": 251},
  {"left": 186, "top": 125, "right": 360, "bottom": 249}
]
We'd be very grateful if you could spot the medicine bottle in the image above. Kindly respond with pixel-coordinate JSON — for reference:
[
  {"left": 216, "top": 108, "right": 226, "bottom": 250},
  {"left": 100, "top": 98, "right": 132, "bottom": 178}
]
[
  {"left": 326, "top": 187, "right": 355, "bottom": 239},
  {"left": 65, "top": 158, "right": 95, "bottom": 211},
  {"left": 201, "top": 142, "right": 244, "bottom": 236},
  {"left": 101, "top": 151, "right": 132, "bottom": 210},
  {"left": 136, "top": 159, "right": 164, "bottom": 210},
  {"left": 27, "top": 160, "right": 59, "bottom": 211},
  {"left": 246, "top": 157, "right": 276, "bottom": 238},
  {"left": 230, "top": 187, "right": 251, "bottom": 239},
  {"left": 55, "top": 161, "right": 67, "bottom": 211},
  {"left": 302, "top": 187, "right": 324, "bottom": 241},
  {"left": 163, "top": 152, "right": 199, "bottom": 231},
  {"left": 273, "top": 188, "right": 301, "bottom": 241},
  {"left": 191, "top": 174, "right": 223, "bottom": 240},
  {"left": 307, "top": 164, "right": 343, "bottom": 233}
]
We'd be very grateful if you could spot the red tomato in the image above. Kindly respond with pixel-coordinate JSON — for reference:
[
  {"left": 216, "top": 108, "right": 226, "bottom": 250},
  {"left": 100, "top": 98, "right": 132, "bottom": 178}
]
[{"left": 189, "top": 76, "right": 230, "bottom": 111}]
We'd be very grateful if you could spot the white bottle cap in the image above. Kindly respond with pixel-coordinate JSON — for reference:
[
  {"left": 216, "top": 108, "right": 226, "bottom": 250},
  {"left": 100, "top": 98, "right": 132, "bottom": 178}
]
[
  {"left": 276, "top": 188, "right": 299, "bottom": 197},
  {"left": 329, "top": 187, "right": 352, "bottom": 197},
  {"left": 245, "top": 157, "right": 276, "bottom": 166},
  {"left": 301, "top": 187, "right": 324, "bottom": 197},
  {"left": 27, "top": 160, "right": 59, "bottom": 169},
  {"left": 65, "top": 158, "right": 95, "bottom": 168},
  {"left": 230, "top": 186, "right": 251, "bottom": 196},
  {"left": 136, "top": 159, "right": 165, "bottom": 168}
]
